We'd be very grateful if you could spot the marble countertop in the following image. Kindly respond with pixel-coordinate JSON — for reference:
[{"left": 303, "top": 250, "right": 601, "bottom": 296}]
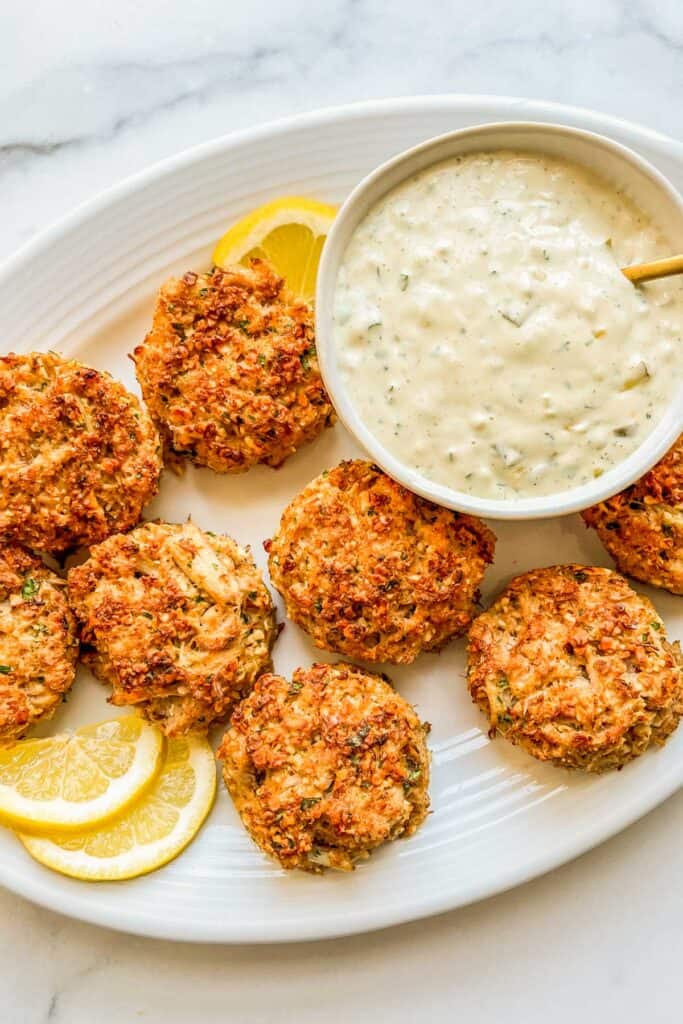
[{"left": 2, "top": 1, "right": 682, "bottom": 1021}]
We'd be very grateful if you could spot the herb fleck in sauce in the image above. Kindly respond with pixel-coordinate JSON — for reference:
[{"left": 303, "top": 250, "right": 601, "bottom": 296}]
[{"left": 333, "top": 151, "right": 682, "bottom": 498}]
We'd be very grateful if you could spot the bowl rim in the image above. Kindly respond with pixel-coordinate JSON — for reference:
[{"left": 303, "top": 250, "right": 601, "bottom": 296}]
[{"left": 315, "top": 119, "right": 683, "bottom": 520}]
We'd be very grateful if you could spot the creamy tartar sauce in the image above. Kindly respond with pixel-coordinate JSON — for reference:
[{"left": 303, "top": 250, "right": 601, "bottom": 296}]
[{"left": 333, "top": 151, "right": 682, "bottom": 498}]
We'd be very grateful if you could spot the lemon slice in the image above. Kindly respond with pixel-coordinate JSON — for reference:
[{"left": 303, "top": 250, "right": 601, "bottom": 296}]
[
  {"left": 0, "top": 717, "right": 164, "bottom": 834},
  {"left": 20, "top": 736, "right": 215, "bottom": 880},
  {"left": 212, "top": 195, "right": 337, "bottom": 301}
]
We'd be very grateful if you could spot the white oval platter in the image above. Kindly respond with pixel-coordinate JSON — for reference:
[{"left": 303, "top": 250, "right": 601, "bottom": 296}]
[{"left": 0, "top": 95, "right": 681, "bottom": 943}]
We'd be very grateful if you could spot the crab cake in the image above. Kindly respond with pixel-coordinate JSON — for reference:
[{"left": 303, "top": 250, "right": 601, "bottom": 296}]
[
  {"left": 0, "top": 352, "right": 161, "bottom": 556},
  {"left": 132, "top": 259, "right": 335, "bottom": 473},
  {"left": 68, "top": 521, "right": 276, "bottom": 737},
  {"left": 0, "top": 545, "right": 78, "bottom": 743},
  {"left": 467, "top": 565, "right": 683, "bottom": 773},
  {"left": 582, "top": 434, "right": 682, "bottom": 595},
  {"left": 218, "top": 661, "right": 430, "bottom": 872},
  {"left": 266, "top": 460, "right": 496, "bottom": 664}
]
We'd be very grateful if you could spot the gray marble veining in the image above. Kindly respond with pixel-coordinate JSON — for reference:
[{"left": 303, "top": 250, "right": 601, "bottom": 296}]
[
  {"left": 1, "top": 1, "right": 682, "bottom": 1022},
  {"left": 1, "top": 0, "right": 681, "bottom": 259}
]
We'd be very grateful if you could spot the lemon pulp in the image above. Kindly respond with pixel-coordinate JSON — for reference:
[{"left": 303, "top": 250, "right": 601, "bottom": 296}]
[
  {"left": 212, "top": 195, "right": 337, "bottom": 302},
  {"left": 0, "top": 717, "right": 164, "bottom": 833},
  {"left": 20, "top": 735, "right": 216, "bottom": 880}
]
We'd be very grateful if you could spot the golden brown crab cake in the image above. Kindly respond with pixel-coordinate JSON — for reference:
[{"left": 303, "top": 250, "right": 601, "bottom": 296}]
[
  {"left": 0, "top": 544, "right": 78, "bottom": 743},
  {"left": 0, "top": 352, "right": 162, "bottom": 555},
  {"left": 68, "top": 521, "right": 276, "bottom": 737},
  {"left": 132, "top": 259, "right": 335, "bottom": 473},
  {"left": 266, "top": 460, "right": 496, "bottom": 664},
  {"left": 582, "top": 434, "right": 682, "bottom": 595},
  {"left": 467, "top": 564, "right": 683, "bottom": 773},
  {"left": 218, "top": 661, "right": 430, "bottom": 872}
]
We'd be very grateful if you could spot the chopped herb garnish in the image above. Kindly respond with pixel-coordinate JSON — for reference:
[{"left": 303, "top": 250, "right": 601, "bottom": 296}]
[
  {"left": 0, "top": 665, "right": 12, "bottom": 675},
  {"left": 21, "top": 577, "right": 39, "bottom": 600},
  {"left": 300, "top": 346, "right": 315, "bottom": 370},
  {"left": 288, "top": 680, "right": 303, "bottom": 696},
  {"left": 300, "top": 796, "right": 321, "bottom": 811},
  {"left": 399, "top": 273, "right": 410, "bottom": 292},
  {"left": 348, "top": 723, "right": 370, "bottom": 748},
  {"left": 380, "top": 579, "right": 399, "bottom": 593},
  {"left": 403, "top": 764, "right": 422, "bottom": 792}
]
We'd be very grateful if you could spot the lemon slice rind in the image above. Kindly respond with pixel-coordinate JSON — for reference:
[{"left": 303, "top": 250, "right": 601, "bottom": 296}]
[
  {"left": 19, "top": 736, "right": 216, "bottom": 881},
  {"left": 0, "top": 717, "right": 165, "bottom": 834}
]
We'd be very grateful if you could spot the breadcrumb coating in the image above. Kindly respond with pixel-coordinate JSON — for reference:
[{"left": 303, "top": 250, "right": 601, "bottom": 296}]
[
  {"left": 68, "top": 520, "right": 276, "bottom": 736},
  {"left": 132, "top": 259, "right": 335, "bottom": 473},
  {"left": 218, "top": 661, "right": 430, "bottom": 871},
  {"left": 0, "top": 351, "right": 162, "bottom": 555},
  {"left": 467, "top": 565, "right": 683, "bottom": 772},
  {"left": 582, "top": 434, "right": 682, "bottom": 595},
  {"left": 0, "top": 544, "right": 78, "bottom": 743},
  {"left": 267, "top": 460, "right": 496, "bottom": 664}
]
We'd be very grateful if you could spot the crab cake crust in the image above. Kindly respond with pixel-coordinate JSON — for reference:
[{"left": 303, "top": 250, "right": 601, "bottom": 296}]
[
  {"left": 0, "top": 352, "right": 162, "bottom": 555},
  {"left": 582, "top": 434, "right": 683, "bottom": 595},
  {"left": 132, "top": 259, "right": 335, "bottom": 473},
  {"left": 218, "top": 661, "right": 430, "bottom": 872},
  {"left": 68, "top": 521, "right": 276, "bottom": 737},
  {"left": 0, "top": 545, "right": 78, "bottom": 743},
  {"left": 467, "top": 565, "right": 683, "bottom": 773},
  {"left": 266, "top": 460, "right": 496, "bottom": 664}
]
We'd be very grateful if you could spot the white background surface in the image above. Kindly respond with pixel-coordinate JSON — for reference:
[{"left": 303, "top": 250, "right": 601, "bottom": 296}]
[{"left": 1, "top": 2, "right": 682, "bottom": 1021}]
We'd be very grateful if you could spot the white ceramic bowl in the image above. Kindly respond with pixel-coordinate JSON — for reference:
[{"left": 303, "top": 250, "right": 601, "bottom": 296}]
[{"left": 316, "top": 121, "right": 683, "bottom": 520}]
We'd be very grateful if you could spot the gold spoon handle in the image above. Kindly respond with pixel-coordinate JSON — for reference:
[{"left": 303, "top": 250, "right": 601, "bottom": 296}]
[{"left": 622, "top": 253, "right": 683, "bottom": 284}]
